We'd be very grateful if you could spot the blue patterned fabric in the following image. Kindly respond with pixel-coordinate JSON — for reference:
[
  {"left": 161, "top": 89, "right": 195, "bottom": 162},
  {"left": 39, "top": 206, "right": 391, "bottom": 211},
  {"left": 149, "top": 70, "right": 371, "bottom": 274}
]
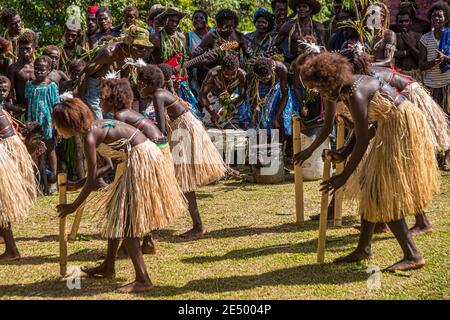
[
  {"left": 240, "top": 82, "right": 294, "bottom": 135},
  {"left": 25, "top": 81, "right": 61, "bottom": 140},
  {"left": 178, "top": 80, "right": 203, "bottom": 120}
]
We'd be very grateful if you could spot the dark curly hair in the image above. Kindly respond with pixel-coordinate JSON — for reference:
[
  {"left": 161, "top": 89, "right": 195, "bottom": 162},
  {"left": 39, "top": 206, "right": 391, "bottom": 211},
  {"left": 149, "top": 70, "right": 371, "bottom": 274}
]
[
  {"left": 299, "top": 52, "right": 353, "bottom": 93},
  {"left": 157, "top": 63, "right": 174, "bottom": 81},
  {"left": 428, "top": 1, "right": 450, "bottom": 21},
  {"left": 124, "top": 6, "right": 138, "bottom": 14},
  {"left": 0, "top": 8, "right": 19, "bottom": 26},
  {"left": 137, "top": 65, "right": 165, "bottom": 89},
  {"left": 271, "top": 0, "right": 288, "bottom": 11},
  {"left": 34, "top": 55, "right": 52, "bottom": 68},
  {"left": 0, "top": 75, "right": 10, "bottom": 89},
  {"left": 18, "top": 30, "right": 37, "bottom": 46},
  {"left": 43, "top": 45, "right": 60, "bottom": 56},
  {"left": 253, "top": 58, "right": 273, "bottom": 77},
  {"left": 193, "top": 10, "right": 208, "bottom": 22},
  {"left": 339, "top": 47, "right": 372, "bottom": 75},
  {"left": 221, "top": 54, "right": 239, "bottom": 71},
  {"left": 215, "top": 9, "right": 239, "bottom": 27},
  {"left": 96, "top": 6, "right": 112, "bottom": 18},
  {"left": 69, "top": 59, "right": 86, "bottom": 72},
  {"left": 253, "top": 9, "right": 275, "bottom": 32},
  {"left": 101, "top": 78, "right": 134, "bottom": 112},
  {"left": 52, "top": 98, "right": 94, "bottom": 135},
  {"left": 396, "top": 8, "right": 413, "bottom": 21}
]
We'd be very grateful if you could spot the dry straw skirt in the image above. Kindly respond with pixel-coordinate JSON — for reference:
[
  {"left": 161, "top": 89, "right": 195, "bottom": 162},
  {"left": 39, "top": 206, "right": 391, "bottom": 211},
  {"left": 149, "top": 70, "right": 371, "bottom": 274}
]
[
  {"left": 0, "top": 135, "right": 37, "bottom": 227},
  {"left": 88, "top": 140, "right": 187, "bottom": 239},
  {"left": 167, "top": 111, "right": 227, "bottom": 193},
  {"left": 344, "top": 92, "right": 440, "bottom": 223},
  {"left": 403, "top": 82, "right": 450, "bottom": 152}
]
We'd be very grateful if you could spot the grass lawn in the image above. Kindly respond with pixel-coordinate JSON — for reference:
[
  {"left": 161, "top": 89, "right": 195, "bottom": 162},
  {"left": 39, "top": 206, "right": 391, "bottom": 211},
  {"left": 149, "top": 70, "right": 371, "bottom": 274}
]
[{"left": 0, "top": 171, "right": 449, "bottom": 300}]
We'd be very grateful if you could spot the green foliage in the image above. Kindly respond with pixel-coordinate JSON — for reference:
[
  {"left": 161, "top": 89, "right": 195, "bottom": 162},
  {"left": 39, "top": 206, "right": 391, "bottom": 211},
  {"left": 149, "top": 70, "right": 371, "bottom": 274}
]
[{"left": 0, "top": 0, "right": 341, "bottom": 46}]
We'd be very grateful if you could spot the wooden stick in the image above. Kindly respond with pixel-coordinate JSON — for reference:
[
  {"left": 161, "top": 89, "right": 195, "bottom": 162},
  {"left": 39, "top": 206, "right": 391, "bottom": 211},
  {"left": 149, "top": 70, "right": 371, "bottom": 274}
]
[
  {"left": 293, "top": 116, "right": 304, "bottom": 224},
  {"left": 68, "top": 206, "right": 84, "bottom": 243},
  {"left": 334, "top": 119, "right": 345, "bottom": 227},
  {"left": 58, "top": 173, "right": 68, "bottom": 277},
  {"left": 317, "top": 156, "right": 332, "bottom": 264}
]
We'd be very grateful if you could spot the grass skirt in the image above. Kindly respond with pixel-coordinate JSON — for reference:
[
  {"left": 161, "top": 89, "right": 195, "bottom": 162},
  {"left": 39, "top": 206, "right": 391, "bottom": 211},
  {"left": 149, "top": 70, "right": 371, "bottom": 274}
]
[
  {"left": 405, "top": 83, "right": 450, "bottom": 152},
  {"left": 344, "top": 93, "right": 440, "bottom": 223},
  {"left": 0, "top": 135, "right": 37, "bottom": 227},
  {"left": 88, "top": 140, "right": 187, "bottom": 239},
  {"left": 168, "top": 111, "right": 227, "bottom": 193}
]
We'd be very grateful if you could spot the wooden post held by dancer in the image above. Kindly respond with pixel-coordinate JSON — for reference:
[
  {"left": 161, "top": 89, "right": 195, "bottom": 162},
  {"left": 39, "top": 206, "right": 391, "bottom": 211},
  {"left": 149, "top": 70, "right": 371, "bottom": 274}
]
[
  {"left": 317, "top": 154, "right": 332, "bottom": 264},
  {"left": 58, "top": 173, "right": 68, "bottom": 277},
  {"left": 293, "top": 116, "right": 304, "bottom": 224},
  {"left": 334, "top": 118, "right": 345, "bottom": 227},
  {"left": 68, "top": 206, "right": 84, "bottom": 243}
]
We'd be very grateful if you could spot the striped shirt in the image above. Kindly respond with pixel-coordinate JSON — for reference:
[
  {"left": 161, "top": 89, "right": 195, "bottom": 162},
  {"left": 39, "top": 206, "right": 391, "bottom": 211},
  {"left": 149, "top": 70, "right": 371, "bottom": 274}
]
[{"left": 420, "top": 31, "right": 450, "bottom": 88}]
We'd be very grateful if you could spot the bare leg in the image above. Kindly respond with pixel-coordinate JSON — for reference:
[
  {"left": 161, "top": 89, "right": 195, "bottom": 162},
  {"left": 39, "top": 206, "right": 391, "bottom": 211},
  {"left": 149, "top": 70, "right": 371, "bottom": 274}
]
[
  {"left": 310, "top": 195, "right": 335, "bottom": 221},
  {"left": 116, "top": 242, "right": 129, "bottom": 259},
  {"left": 45, "top": 139, "right": 58, "bottom": 178},
  {"left": 75, "top": 136, "right": 85, "bottom": 179},
  {"left": 409, "top": 211, "right": 433, "bottom": 236},
  {"left": 141, "top": 234, "right": 156, "bottom": 255},
  {"left": 334, "top": 218, "right": 374, "bottom": 263},
  {"left": 354, "top": 222, "right": 388, "bottom": 234},
  {"left": 385, "top": 218, "right": 425, "bottom": 272},
  {"left": 81, "top": 239, "right": 119, "bottom": 278},
  {"left": 0, "top": 224, "right": 21, "bottom": 262},
  {"left": 179, "top": 191, "right": 207, "bottom": 239},
  {"left": 116, "top": 238, "right": 153, "bottom": 293},
  {"left": 443, "top": 149, "right": 450, "bottom": 169}
]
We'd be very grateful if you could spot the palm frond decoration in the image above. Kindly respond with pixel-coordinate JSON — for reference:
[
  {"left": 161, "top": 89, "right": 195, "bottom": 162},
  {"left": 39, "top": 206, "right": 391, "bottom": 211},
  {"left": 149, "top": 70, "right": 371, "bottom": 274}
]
[{"left": 337, "top": 0, "right": 384, "bottom": 53}]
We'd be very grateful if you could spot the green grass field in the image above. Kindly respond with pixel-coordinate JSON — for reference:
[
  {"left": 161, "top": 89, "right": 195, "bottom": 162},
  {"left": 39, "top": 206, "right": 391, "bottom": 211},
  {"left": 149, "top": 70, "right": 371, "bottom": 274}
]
[{"left": 0, "top": 171, "right": 449, "bottom": 300}]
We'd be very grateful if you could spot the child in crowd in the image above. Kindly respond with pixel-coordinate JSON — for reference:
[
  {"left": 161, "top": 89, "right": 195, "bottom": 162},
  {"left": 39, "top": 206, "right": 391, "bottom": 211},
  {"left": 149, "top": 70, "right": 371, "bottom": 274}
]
[{"left": 25, "top": 55, "right": 61, "bottom": 193}]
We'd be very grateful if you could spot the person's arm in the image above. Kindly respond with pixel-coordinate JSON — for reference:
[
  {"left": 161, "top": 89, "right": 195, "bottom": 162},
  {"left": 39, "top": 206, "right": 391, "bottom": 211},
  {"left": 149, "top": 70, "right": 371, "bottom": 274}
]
[
  {"left": 293, "top": 99, "right": 336, "bottom": 165},
  {"left": 292, "top": 61, "right": 308, "bottom": 117},
  {"left": 185, "top": 32, "right": 192, "bottom": 58},
  {"left": 191, "top": 34, "right": 212, "bottom": 58},
  {"left": 418, "top": 39, "right": 445, "bottom": 71},
  {"left": 57, "top": 133, "right": 113, "bottom": 217},
  {"left": 273, "top": 66, "right": 289, "bottom": 127},
  {"left": 7, "top": 65, "right": 16, "bottom": 102},
  {"left": 372, "top": 31, "right": 396, "bottom": 67},
  {"left": 237, "top": 32, "right": 251, "bottom": 60},
  {"left": 199, "top": 71, "right": 218, "bottom": 126},
  {"left": 272, "top": 21, "right": 290, "bottom": 48},
  {"left": 58, "top": 70, "right": 69, "bottom": 82},
  {"left": 336, "top": 97, "right": 369, "bottom": 179},
  {"left": 233, "top": 70, "right": 247, "bottom": 108},
  {"left": 152, "top": 91, "right": 168, "bottom": 134},
  {"left": 404, "top": 33, "right": 421, "bottom": 59}
]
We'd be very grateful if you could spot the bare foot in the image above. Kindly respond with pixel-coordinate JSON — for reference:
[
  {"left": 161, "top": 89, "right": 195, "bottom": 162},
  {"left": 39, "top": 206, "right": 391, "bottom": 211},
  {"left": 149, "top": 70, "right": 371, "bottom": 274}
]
[
  {"left": 334, "top": 249, "right": 372, "bottom": 264},
  {"left": 0, "top": 252, "right": 20, "bottom": 262},
  {"left": 409, "top": 225, "right": 433, "bottom": 236},
  {"left": 179, "top": 228, "right": 207, "bottom": 239},
  {"left": 81, "top": 264, "right": 115, "bottom": 278},
  {"left": 0, "top": 251, "right": 21, "bottom": 262},
  {"left": 0, "top": 236, "right": 4, "bottom": 244},
  {"left": 385, "top": 257, "right": 425, "bottom": 272},
  {"left": 141, "top": 244, "right": 156, "bottom": 255},
  {"left": 115, "top": 281, "right": 154, "bottom": 293}
]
